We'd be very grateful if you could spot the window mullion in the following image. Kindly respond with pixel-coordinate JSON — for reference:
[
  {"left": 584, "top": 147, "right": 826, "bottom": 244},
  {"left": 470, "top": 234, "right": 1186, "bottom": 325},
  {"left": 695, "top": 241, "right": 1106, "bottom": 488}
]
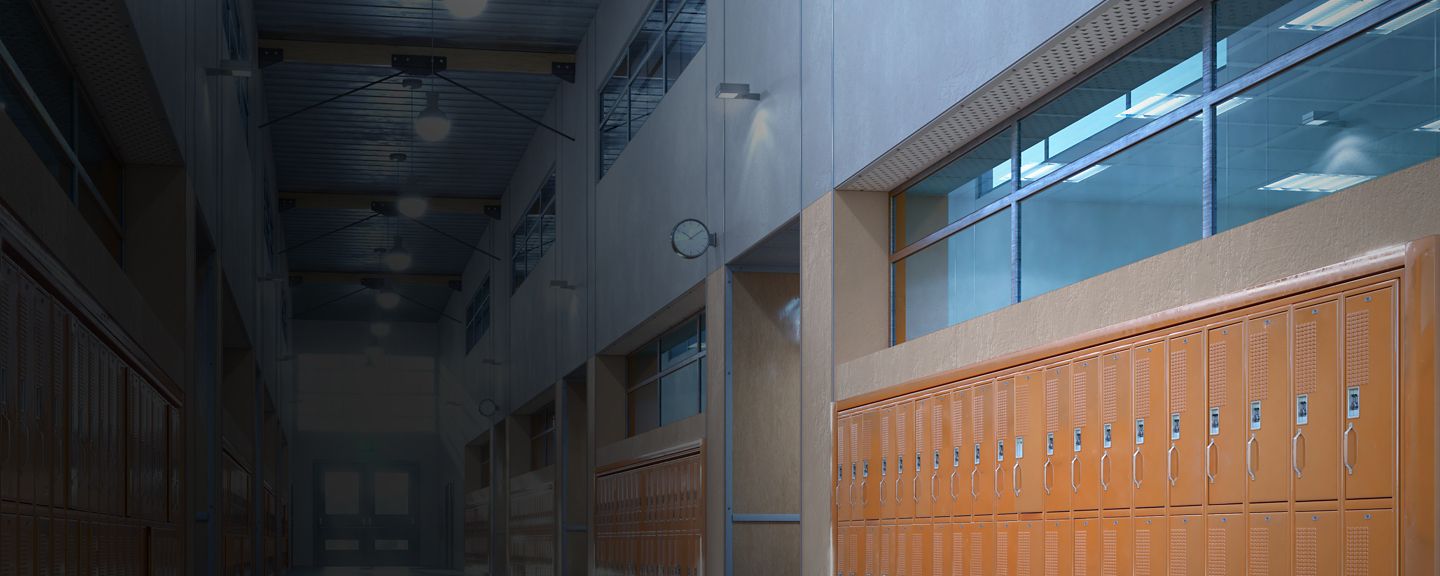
[
  {"left": 1201, "top": 0, "right": 1217, "bottom": 238},
  {"left": 1010, "top": 122, "right": 1022, "bottom": 304}
]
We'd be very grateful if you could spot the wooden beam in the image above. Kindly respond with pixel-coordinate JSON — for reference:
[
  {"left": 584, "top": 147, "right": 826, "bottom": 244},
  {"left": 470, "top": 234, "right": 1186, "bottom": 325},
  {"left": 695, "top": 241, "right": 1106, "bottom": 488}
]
[
  {"left": 280, "top": 192, "right": 499, "bottom": 214},
  {"left": 290, "top": 270, "right": 461, "bottom": 287},
  {"left": 259, "top": 39, "right": 573, "bottom": 76}
]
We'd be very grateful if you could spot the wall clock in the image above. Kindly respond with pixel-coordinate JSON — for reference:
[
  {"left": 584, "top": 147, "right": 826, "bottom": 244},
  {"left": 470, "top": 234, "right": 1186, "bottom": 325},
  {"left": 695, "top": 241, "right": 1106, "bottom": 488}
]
[{"left": 671, "top": 218, "right": 715, "bottom": 259}]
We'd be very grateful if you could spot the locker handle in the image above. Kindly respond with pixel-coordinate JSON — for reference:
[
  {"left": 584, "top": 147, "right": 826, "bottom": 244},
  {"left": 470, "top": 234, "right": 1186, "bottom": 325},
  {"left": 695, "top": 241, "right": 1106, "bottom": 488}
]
[
  {"left": 1042, "top": 459, "right": 1052, "bottom": 495},
  {"left": 1167, "top": 444, "right": 1177, "bottom": 486},
  {"left": 1099, "top": 451, "right": 1110, "bottom": 492},
  {"left": 970, "top": 468, "right": 978, "bottom": 499},
  {"left": 949, "top": 469, "right": 958, "bottom": 501},
  {"left": 1132, "top": 448, "right": 1142, "bottom": 488},
  {"left": 879, "top": 471, "right": 887, "bottom": 505},
  {"left": 912, "top": 472, "right": 919, "bottom": 503},
  {"left": 1246, "top": 434, "right": 1257, "bottom": 482},
  {"left": 1292, "top": 429, "right": 1304, "bottom": 479},
  {"left": 993, "top": 463, "right": 1002, "bottom": 498},
  {"left": 860, "top": 479, "right": 867, "bottom": 505},
  {"left": 1343, "top": 423, "right": 1355, "bottom": 476},
  {"left": 1012, "top": 461, "right": 1022, "bottom": 496},
  {"left": 930, "top": 471, "right": 938, "bottom": 502},
  {"left": 1069, "top": 455, "right": 1079, "bottom": 494},
  {"left": 1205, "top": 439, "right": 1216, "bottom": 484}
]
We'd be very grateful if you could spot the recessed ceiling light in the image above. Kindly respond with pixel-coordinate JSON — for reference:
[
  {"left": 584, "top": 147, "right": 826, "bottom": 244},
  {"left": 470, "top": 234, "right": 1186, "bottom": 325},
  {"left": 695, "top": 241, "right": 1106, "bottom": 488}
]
[
  {"left": 447, "top": 0, "right": 488, "bottom": 19},
  {"left": 1370, "top": 0, "right": 1437, "bottom": 34},
  {"left": 1415, "top": 118, "right": 1440, "bottom": 133},
  {"left": 1260, "top": 172, "right": 1373, "bottom": 193},
  {"left": 1281, "top": 0, "right": 1379, "bottom": 32},
  {"left": 1064, "top": 164, "right": 1110, "bottom": 183},
  {"left": 1118, "top": 93, "right": 1195, "bottom": 120},
  {"left": 1216, "top": 97, "right": 1253, "bottom": 116},
  {"left": 1020, "top": 162, "right": 1063, "bottom": 181},
  {"left": 1302, "top": 110, "right": 1341, "bottom": 126}
]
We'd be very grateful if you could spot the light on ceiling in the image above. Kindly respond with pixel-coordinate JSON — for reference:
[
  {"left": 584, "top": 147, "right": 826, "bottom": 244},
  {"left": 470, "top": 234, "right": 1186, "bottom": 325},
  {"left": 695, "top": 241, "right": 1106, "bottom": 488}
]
[
  {"left": 447, "top": 0, "right": 489, "bottom": 18},
  {"left": 1019, "top": 161, "right": 1063, "bottom": 181},
  {"left": 376, "top": 290, "right": 402, "bottom": 310},
  {"left": 1215, "top": 96, "right": 1252, "bottom": 116},
  {"left": 382, "top": 237, "right": 414, "bottom": 272},
  {"left": 398, "top": 197, "right": 429, "bottom": 219},
  {"left": 1064, "top": 164, "right": 1110, "bottom": 183},
  {"left": 370, "top": 322, "right": 393, "bottom": 338},
  {"left": 1281, "top": 0, "right": 1379, "bottom": 31},
  {"left": 1415, "top": 118, "right": 1440, "bottom": 133},
  {"left": 714, "top": 83, "right": 761, "bottom": 100},
  {"left": 1118, "top": 93, "right": 1195, "bottom": 120},
  {"left": 415, "top": 92, "right": 452, "bottom": 142},
  {"left": 1371, "top": 0, "right": 1438, "bottom": 34},
  {"left": 1302, "top": 110, "right": 1341, "bottom": 126},
  {"left": 1260, "top": 172, "right": 1373, "bottom": 193}
]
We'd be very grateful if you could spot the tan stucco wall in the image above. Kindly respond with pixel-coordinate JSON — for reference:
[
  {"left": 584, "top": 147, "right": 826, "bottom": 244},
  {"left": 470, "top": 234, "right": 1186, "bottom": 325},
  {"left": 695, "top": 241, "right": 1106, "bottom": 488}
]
[{"left": 732, "top": 271, "right": 802, "bottom": 516}]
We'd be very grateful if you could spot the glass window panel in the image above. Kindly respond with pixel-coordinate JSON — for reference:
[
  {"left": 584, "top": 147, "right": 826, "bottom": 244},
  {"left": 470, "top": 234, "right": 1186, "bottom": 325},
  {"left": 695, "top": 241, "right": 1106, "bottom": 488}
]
[
  {"left": 628, "top": 340, "right": 660, "bottom": 384},
  {"left": 0, "top": 70, "right": 73, "bottom": 190},
  {"left": 660, "top": 359, "right": 703, "bottom": 426},
  {"left": 373, "top": 470, "right": 411, "bottom": 516},
  {"left": 666, "top": 0, "right": 707, "bottom": 89},
  {"left": 894, "top": 128, "right": 1014, "bottom": 248},
  {"left": 660, "top": 316, "right": 700, "bottom": 369},
  {"left": 1218, "top": 1, "right": 1440, "bottom": 232},
  {"left": 631, "top": 2, "right": 667, "bottom": 64},
  {"left": 323, "top": 469, "right": 360, "bottom": 515},
  {"left": 897, "top": 208, "right": 1012, "bottom": 341},
  {"left": 1217, "top": 0, "right": 1389, "bottom": 86},
  {"left": 0, "top": 0, "right": 75, "bottom": 141},
  {"left": 1019, "top": 14, "right": 1204, "bottom": 187},
  {"left": 631, "top": 44, "right": 665, "bottom": 138},
  {"left": 1020, "top": 117, "right": 1203, "bottom": 300},
  {"left": 600, "top": 91, "right": 629, "bottom": 177},
  {"left": 629, "top": 381, "right": 660, "bottom": 435}
]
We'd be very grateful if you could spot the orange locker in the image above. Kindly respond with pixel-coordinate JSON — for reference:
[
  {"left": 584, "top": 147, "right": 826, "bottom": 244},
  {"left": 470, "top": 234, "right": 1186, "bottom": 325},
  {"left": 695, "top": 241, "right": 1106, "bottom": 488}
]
[
  {"left": 1042, "top": 364, "right": 1071, "bottom": 514},
  {"left": 994, "top": 377, "right": 1015, "bottom": 515},
  {"left": 1343, "top": 509, "right": 1394, "bottom": 576},
  {"left": 1168, "top": 332, "right": 1206, "bottom": 508},
  {"left": 1294, "top": 511, "right": 1340, "bottom": 576},
  {"left": 880, "top": 522, "right": 895, "bottom": 576},
  {"left": 936, "top": 393, "right": 958, "bottom": 518},
  {"left": 862, "top": 410, "right": 880, "bottom": 520},
  {"left": 937, "top": 522, "right": 960, "bottom": 576},
  {"left": 971, "top": 383, "right": 994, "bottom": 516},
  {"left": 908, "top": 523, "right": 930, "bottom": 576},
  {"left": 1292, "top": 299, "right": 1340, "bottom": 503},
  {"left": 895, "top": 400, "right": 914, "bottom": 520},
  {"left": 1207, "top": 322, "right": 1246, "bottom": 506},
  {"left": 1099, "top": 348, "right": 1133, "bottom": 511},
  {"left": 1245, "top": 312, "right": 1292, "bottom": 505},
  {"left": 1247, "top": 512, "right": 1290, "bottom": 575},
  {"left": 1070, "top": 356, "right": 1101, "bottom": 511},
  {"left": 949, "top": 388, "right": 972, "bottom": 518},
  {"left": 881, "top": 407, "right": 895, "bottom": 520},
  {"left": 966, "top": 521, "right": 995, "bottom": 576},
  {"left": 1131, "top": 341, "right": 1166, "bottom": 509},
  {"left": 1341, "top": 286, "right": 1394, "bottom": 501},
  {"left": 1168, "top": 515, "right": 1205, "bottom": 576},
  {"left": 994, "top": 520, "right": 1012, "bottom": 576},
  {"left": 1104, "top": 517, "right": 1133, "bottom": 576},
  {"left": 1072, "top": 518, "right": 1099, "bottom": 576},
  {"left": 838, "top": 415, "right": 853, "bottom": 522},
  {"left": 915, "top": 398, "right": 936, "bottom": 519},
  {"left": 1015, "top": 370, "right": 1045, "bottom": 514},
  {"left": 1206, "top": 514, "right": 1244, "bottom": 576},
  {"left": 864, "top": 523, "right": 877, "bottom": 576},
  {"left": 1132, "top": 515, "right": 1167, "bottom": 576},
  {"left": 1013, "top": 519, "right": 1045, "bottom": 576},
  {"left": 1042, "top": 519, "right": 1072, "bottom": 576}
]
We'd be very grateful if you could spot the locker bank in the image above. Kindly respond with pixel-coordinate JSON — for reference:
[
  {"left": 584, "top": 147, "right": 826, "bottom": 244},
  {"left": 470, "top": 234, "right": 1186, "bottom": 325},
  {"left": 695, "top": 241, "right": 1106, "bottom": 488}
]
[{"left": 0, "top": 0, "right": 1438, "bottom": 574}]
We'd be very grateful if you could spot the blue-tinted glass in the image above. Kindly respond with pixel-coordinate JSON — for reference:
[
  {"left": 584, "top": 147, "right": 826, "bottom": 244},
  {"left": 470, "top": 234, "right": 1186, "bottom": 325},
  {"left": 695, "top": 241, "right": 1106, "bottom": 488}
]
[
  {"left": 599, "top": 91, "right": 628, "bottom": 177},
  {"left": 631, "top": 44, "right": 664, "bottom": 138},
  {"left": 1217, "top": 0, "right": 1388, "bottom": 86},
  {"left": 665, "top": 0, "right": 706, "bottom": 89},
  {"left": 629, "top": 381, "right": 660, "bottom": 435},
  {"left": 897, "top": 207, "right": 1012, "bottom": 341},
  {"left": 1218, "top": 1, "right": 1440, "bottom": 232},
  {"left": 660, "top": 316, "right": 700, "bottom": 368},
  {"left": 1020, "top": 117, "right": 1203, "bottom": 300},
  {"left": 894, "top": 128, "right": 1013, "bottom": 248},
  {"left": 659, "top": 358, "right": 703, "bottom": 426},
  {"left": 0, "top": 0, "right": 75, "bottom": 141},
  {"left": 1019, "top": 15, "right": 1203, "bottom": 187}
]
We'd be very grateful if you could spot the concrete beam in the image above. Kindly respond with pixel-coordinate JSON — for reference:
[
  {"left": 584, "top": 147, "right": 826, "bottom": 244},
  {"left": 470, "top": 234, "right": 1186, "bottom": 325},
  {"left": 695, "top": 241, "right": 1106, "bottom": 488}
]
[
  {"left": 290, "top": 270, "right": 461, "bottom": 287},
  {"left": 280, "top": 192, "right": 499, "bottom": 214},
  {"left": 259, "top": 38, "right": 573, "bottom": 76}
]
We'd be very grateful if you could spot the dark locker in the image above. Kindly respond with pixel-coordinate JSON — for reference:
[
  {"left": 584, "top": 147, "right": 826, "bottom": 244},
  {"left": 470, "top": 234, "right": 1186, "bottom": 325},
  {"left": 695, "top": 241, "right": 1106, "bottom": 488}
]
[{"left": 0, "top": 259, "right": 15, "bottom": 503}]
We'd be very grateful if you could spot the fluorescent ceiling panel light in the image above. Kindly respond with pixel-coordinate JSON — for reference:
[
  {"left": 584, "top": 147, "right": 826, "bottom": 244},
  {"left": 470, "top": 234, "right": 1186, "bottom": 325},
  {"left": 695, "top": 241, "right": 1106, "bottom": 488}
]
[
  {"left": 1216, "top": 97, "right": 1252, "bottom": 116},
  {"left": 1020, "top": 162, "right": 1063, "bottom": 181},
  {"left": 1064, "top": 164, "right": 1110, "bottom": 183},
  {"left": 1302, "top": 110, "right": 1340, "bottom": 126},
  {"left": 1118, "top": 93, "right": 1195, "bottom": 120},
  {"left": 1370, "top": 0, "right": 1438, "bottom": 34},
  {"left": 1281, "top": 0, "right": 1380, "bottom": 31},
  {"left": 1259, "top": 172, "right": 1373, "bottom": 193},
  {"left": 1416, "top": 118, "right": 1440, "bottom": 132}
]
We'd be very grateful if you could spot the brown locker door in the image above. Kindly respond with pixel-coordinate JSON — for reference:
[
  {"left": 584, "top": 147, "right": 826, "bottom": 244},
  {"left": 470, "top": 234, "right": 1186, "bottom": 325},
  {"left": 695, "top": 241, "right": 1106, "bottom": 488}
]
[
  {"left": 1246, "top": 311, "right": 1291, "bottom": 504},
  {"left": 1247, "top": 512, "right": 1290, "bottom": 576},
  {"left": 1132, "top": 516, "right": 1168, "bottom": 576},
  {"left": 1294, "top": 511, "right": 1339, "bottom": 576},
  {"left": 1206, "top": 514, "right": 1244, "bottom": 576},
  {"left": 968, "top": 521, "right": 995, "bottom": 576},
  {"left": 880, "top": 522, "right": 895, "bottom": 576},
  {"left": 948, "top": 389, "right": 971, "bottom": 518},
  {"left": 1293, "top": 299, "right": 1340, "bottom": 502},
  {"left": 50, "top": 310, "right": 66, "bottom": 514},
  {"left": 1043, "top": 519, "right": 1073, "bottom": 576},
  {"left": 895, "top": 401, "right": 914, "bottom": 520},
  {"left": 935, "top": 394, "right": 955, "bottom": 519},
  {"left": 31, "top": 288, "right": 52, "bottom": 509},
  {"left": 1168, "top": 332, "right": 1206, "bottom": 507},
  {"left": 1099, "top": 348, "right": 1133, "bottom": 511},
  {"left": 909, "top": 523, "right": 930, "bottom": 576},
  {"left": 1208, "top": 322, "right": 1246, "bottom": 506},
  {"left": 880, "top": 407, "right": 895, "bottom": 520},
  {"left": 994, "top": 378, "right": 1015, "bottom": 515},
  {"left": 863, "top": 523, "right": 876, "bottom": 576},
  {"left": 944, "top": 522, "right": 964, "bottom": 576},
  {"left": 838, "top": 415, "right": 851, "bottom": 523},
  {"left": 971, "top": 383, "right": 994, "bottom": 516},
  {"left": 1342, "top": 509, "right": 1394, "bottom": 576},
  {"left": 1016, "top": 520, "right": 1045, "bottom": 576},
  {"left": 1072, "top": 518, "right": 1099, "bottom": 576},
  {"left": 915, "top": 398, "right": 936, "bottom": 519},
  {"left": 1102, "top": 517, "right": 1133, "bottom": 576},
  {"left": 1070, "top": 357, "right": 1101, "bottom": 511},
  {"left": 995, "top": 520, "right": 1013, "bottom": 576},
  {"left": 1342, "top": 286, "right": 1394, "bottom": 501},
  {"left": 18, "top": 514, "right": 33, "bottom": 576},
  {"left": 0, "top": 261, "right": 14, "bottom": 504},
  {"left": 1168, "top": 515, "right": 1205, "bottom": 576},
  {"left": 1015, "top": 371, "right": 1045, "bottom": 514},
  {"left": 1042, "top": 364, "right": 1072, "bottom": 514},
  {"left": 1131, "top": 341, "right": 1166, "bottom": 509},
  {"left": 862, "top": 410, "right": 880, "bottom": 520},
  {"left": 848, "top": 416, "right": 862, "bottom": 522},
  {"left": 17, "top": 277, "right": 34, "bottom": 506}
]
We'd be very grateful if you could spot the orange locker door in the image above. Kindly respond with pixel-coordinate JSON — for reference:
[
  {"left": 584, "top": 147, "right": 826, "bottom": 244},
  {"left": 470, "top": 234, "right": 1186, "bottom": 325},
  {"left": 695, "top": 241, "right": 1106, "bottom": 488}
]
[
  {"left": 838, "top": 415, "right": 851, "bottom": 523},
  {"left": 935, "top": 393, "right": 957, "bottom": 518},
  {"left": 1042, "top": 364, "right": 1071, "bottom": 514},
  {"left": 1072, "top": 518, "right": 1100, "bottom": 576},
  {"left": 994, "top": 378, "right": 1015, "bottom": 515},
  {"left": 862, "top": 523, "right": 876, "bottom": 576},
  {"left": 1343, "top": 509, "right": 1394, "bottom": 576},
  {"left": 896, "top": 401, "right": 914, "bottom": 520},
  {"left": 1070, "top": 357, "right": 1101, "bottom": 511},
  {"left": 1294, "top": 511, "right": 1340, "bottom": 576},
  {"left": 1132, "top": 515, "right": 1168, "bottom": 576},
  {"left": 862, "top": 410, "right": 880, "bottom": 520},
  {"left": 880, "top": 522, "right": 895, "bottom": 576},
  {"left": 1102, "top": 517, "right": 1133, "bottom": 576},
  {"left": 1206, "top": 514, "right": 1245, "bottom": 576},
  {"left": 17, "top": 278, "right": 34, "bottom": 506},
  {"left": 1131, "top": 341, "right": 1166, "bottom": 510},
  {"left": 948, "top": 389, "right": 971, "bottom": 518},
  {"left": 915, "top": 398, "right": 936, "bottom": 519},
  {"left": 1246, "top": 311, "right": 1291, "bottom": 504},
  {"left": 1247, "top": 512, "right": 1290, "bottom": 576},
  {"left": 1168, "top": 332, "right": 1206, "bottom": 507},
  {"left": 1099, "top": 348, "right": 1133, "bottom": 511},
  {"left": 895, "top": 525, "right": 908, "bottom": 576},
  {"left": 1014, "top": 371, "right": 1045, "bottom": 514},
  {"left": 971, "top": 383, "right": 994, "bottom": 517},
  {"left": 1292, "top": 299, "right": 1340, "bottom": 502},
  {"left": 995, "top": 520, "right": 1014, "bottom": 576},
  {"left": 880, "top": 407, "right": 895, "bottom": 520},
  {"left": 1043, "top": 519, "right": 1072, "bottom": 576},
  {"left": 1342, "top": 286, "right": 1395, "bottom": 501},
  {"left": 1168, "top": 515, "right": 1205, "bottom": 576},
  {"left": 849, "top": 416, "right": 862, "bottom": 521},
  {"left": 1207, "top": 322, "right": 1246, "bottom": 506},
  {"left": 910, "top": 523, "right": 931, "bottom": 576},
  {"left": 967, "top": 521, "right": 995, "bottom": 576},
  {"left": 1016, "top": 520, "right": 1045, "bottom": 576}
]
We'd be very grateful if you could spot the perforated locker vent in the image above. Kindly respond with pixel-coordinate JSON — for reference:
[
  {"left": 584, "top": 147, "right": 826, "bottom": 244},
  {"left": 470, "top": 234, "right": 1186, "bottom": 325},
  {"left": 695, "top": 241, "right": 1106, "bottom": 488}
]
[
  {"left": 0, "top": 261, "right": 13, "bottom": 397},
  {"left": 1209, "top": 340, "right": 1229, "bottom": 407},
  {"left": 897, "top": 410, "right": 909, "bottom": 454},
  {"left": 1344, "top": 310, "right": 1371, "bottom": 388},
  {"left": 998, "top": 386, "right": 1012, "bottom": 434},
  {"left": 839, "top": 0, "right": 1193, "bottom": 192},
  {"left": 1345, "top": 526, "right": 1369, "bottom": 576},
  {"left": 1103, "top": 526, "right": 1118, "bottom": 576},
  {"left": 1296, "top": 526, "right": 1317, "bottom": 576},
  {"left": 881, "top": 528, "right": 893, "bottom": 568},
  {"left": 915, "top": 404, "right": 926, "bottom": 453},
  {"left": 931, "top": 403, "right": 942, "bottom": 454},
  {"left": 932, "top": 530, "right": 943, "bottom": 576},
  {"left": 1295, "top": 321, "right": 1319, "bottom": 395},
  {"left": 1073, "top": 366, "right": 1089, "bottom": 427},
  {"left": 1249, "top": 527, "right": 1269, "bottom": 576},
  {"left": 997, "top": 530, "right": 1010, "bottom": 576},
  {"left": 1207, "top": 527, "right": 1227, "bottom": 575},
  {"left": 867, "top": 530, "right": 877, "bottom": 574},
  {"left": 953, "top": 530, "right": 965, "bottom": 574},
  {"left": 896, "top": 532, "right": 907, "bottom": 576},
  {"left": 882, "top": 413, "right": 893, "bottom": 464},
  {"left": 1046, "top": 373, "right": 1061, "bottom": 431},
  {"left": 1102, "top": 358, "right": 1118, "bottom": 424},
  {"left": 1170, "top": 528, "right": 1187, "bottom": 576},
  {"left": 972, "top": 392, "right": 984, "bottom": 441},
  {"left": 860, "top": 417, "right": 872, "bottom": 466},
  {"left": 1046, "top": 530, "right": 1060, "bottom": 576},
  {"left": 951, "top": 392, "right": 965, "bottom": 445},
  {"left": 970, "top": 534, "right": 983, "bottom": 576},
  {"left": 1016, "top": 383, "right": 1031, "bottom": 435},
  {"left": 1136, "top": 527, "right": 1151, "bottom": 575},
  {"left": 1075, "top": 528, "right": 1089, "bottom": 576},
  {"left": 1018, "top": 529, "right": 1031, "bottom": 576},
  {"left": 851, "top": 421, "right": 860, "bottom": 466},
  {"left": 910, "top": 532, "right": 922, "bottom": 576},
  {"left": 1170, "top": 347, "right": 1188, "bottom": 413},
  {"left": 1248, "top": 331, "right": 1270, "bottom": 402},
  {"left": 1134, "top": 356, "right": 1152, "bottom": 418}
]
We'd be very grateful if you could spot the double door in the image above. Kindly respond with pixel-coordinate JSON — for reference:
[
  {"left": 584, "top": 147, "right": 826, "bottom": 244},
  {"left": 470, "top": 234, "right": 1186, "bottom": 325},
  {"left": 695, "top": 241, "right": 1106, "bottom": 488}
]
[{"left": 316, "top": 462, "right": 420, "bottom": 566}]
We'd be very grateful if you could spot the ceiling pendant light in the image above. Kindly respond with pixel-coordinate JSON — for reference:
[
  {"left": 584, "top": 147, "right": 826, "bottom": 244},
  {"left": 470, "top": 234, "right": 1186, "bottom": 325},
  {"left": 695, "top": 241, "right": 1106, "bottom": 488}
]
[
  {"left": 415, "top": 91, "right": 452, "bottom": 142},
  {"left": 447, "top": 0, "right": 489, "bottom": 19},
  {"left": 382, "top": 237, "right": 414, "bottom": 272},
  {"left": 398, "top": 197, "right": 429, "bottom": 219},
  {"left": 376, "top": 289, "right": 402, "bottom": 310}
]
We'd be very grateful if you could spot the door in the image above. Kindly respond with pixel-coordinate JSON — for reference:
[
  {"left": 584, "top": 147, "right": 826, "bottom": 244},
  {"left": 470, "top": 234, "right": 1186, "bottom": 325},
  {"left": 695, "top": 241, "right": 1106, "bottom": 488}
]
[
  {"left": 1072, "top": 518, "right": 1099, "bottom": 576},
  {"left": 967, "top": 521, "right": 995, "bottom": 576},
  {"left": 1168, "top": 332, "right": 1206, "bottom": 507},
  {"left": 1132, "top": 515, "right": 1167, "bottom": 576},
  {"left": 1294, "top": 511, "right": 1339, "bottom": 576},
  {"left": 1207, "top": 322, "right": 1246, "bottom": 506},
  {"left": 994, "top": 378, "right": 1015, "bottom": 515},
  {"left": 1131, "top": 341, "right": 1166, "bottom": 509},
  {"left": 1248, "top": 512, "right": 1290, "bottom": 575},
  {"left": 838, "top": 415, "right": 851, "bottom": 523},
  {"left": 1342, "top": 286, "right": 1395, "bottom": 501},
  {"left": 1043, "top": 364, "right": 1072, "bottom": 514},
  {"left": 971, "top": 383, "right": 994, "bottom": 516},
  {"left": 881, "top": 407, "right": 896, "bottom": 520},
  {"left": 895, "top": 401, "right": 914, "bottom": 520},
  {"left": 1099, "top": 348, "right": 1133, "bottom": 511},
  {"left": 1206, "top": 513, "right": 1245, "bottom": 576},
  {"left": 1342, "top": 509, "right": 1394, "bottom": 576},
  {"left": 316, "top": 462, "right": 420, "bottom": 566},
  {"left": 1168, "top": 515, "right": 1205, "bottom": 576},
  {"left": 1070, "top": 356, "right": 1101, "bottom": 511},
  {"left": 863, "top": 409, "right": 881, "bottom": 520},
  {"left": 915, "top": 398, "right": 936, "bottom": 519},
  {"left": 1292, "top": 299, "right": 1340, "bottom": 502},
  {"left": 879, "top": 522, "right": 895, "bottom": 576},
  {"left": 1015, "top": 370, "right": 1045, "bottom": 514},
  {"left": 1043, "top": 518, "right": 1072, "bottom": 576},
  {"left": 1247, "top": 312, "right": 1291, "bottom": 504},
  {"left": 948, "top": 389, "right": 971, "bottom": 518}
]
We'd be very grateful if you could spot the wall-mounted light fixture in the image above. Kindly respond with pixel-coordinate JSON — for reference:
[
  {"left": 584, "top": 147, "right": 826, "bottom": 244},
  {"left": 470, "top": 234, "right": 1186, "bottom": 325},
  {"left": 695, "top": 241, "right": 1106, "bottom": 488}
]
[
  {"left": 715, "top": 83, "right": 761, "bottom": 101},
  {"left": 447, "top": 0, "right": 489, "bottom": 19}
]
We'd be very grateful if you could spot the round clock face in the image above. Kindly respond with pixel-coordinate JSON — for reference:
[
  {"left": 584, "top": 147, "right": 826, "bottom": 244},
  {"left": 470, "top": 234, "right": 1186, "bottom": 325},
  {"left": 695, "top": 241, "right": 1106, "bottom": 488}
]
[{"left": 671, "top": 219, "right": 710, "bottom": 259}]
